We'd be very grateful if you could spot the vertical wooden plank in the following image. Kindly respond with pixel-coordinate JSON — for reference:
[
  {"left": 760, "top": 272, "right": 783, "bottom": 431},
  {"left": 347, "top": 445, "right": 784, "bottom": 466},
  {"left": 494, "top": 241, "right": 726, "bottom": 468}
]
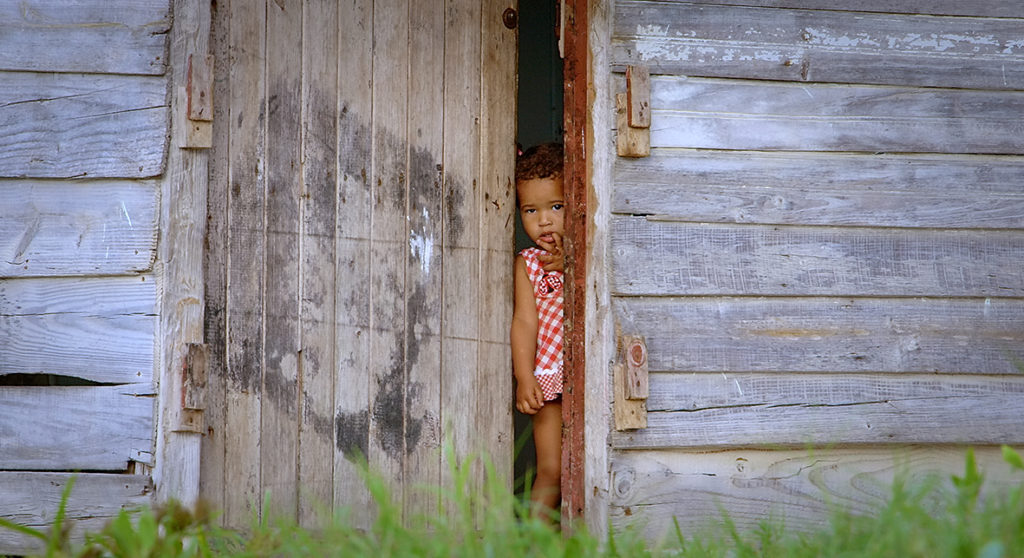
[
  {"left": 478, "top": 0, "right": 517, "bottom": 487},
  {"left": 441, "top": 0, "right": 482, "bottom": 493},
  {"left": 370, "top": 0, "right": 410, "bottom": 512},
  {"left": 298, "top": 0, "right": 338, "bottom": 526},
  {"left": 405, "top": 0, "right": 445, "bottom": 519},
  {"left": 199, "top": 0, "right": 231, "bottom": 517},
  {"left": 156, "top": 0, "right": 212, "bottom": 507},
  {"left": 262, "top": 0, "right": 302, "bottom": 521},
  {"left": 584, "top": 3, "right": 632, "bottom": 532},
  {"left": 334, "top": 0, "right": 373, "bottom": 528},
  {"left": 625, "top": 65, "right": 650, "bottom": 128},
  {"left": 224, "top": 0, "right": 266, "bottom": 528},
  {"left": 561, "top": 0, "right": 588, "bottom": 526}
]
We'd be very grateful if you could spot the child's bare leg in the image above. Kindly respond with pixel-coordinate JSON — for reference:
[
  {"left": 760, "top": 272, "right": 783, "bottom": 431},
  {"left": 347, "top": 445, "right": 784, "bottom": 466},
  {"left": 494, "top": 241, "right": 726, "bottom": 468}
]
[{"left": 530, "top": 400, "right": 562, "bottom": 517}]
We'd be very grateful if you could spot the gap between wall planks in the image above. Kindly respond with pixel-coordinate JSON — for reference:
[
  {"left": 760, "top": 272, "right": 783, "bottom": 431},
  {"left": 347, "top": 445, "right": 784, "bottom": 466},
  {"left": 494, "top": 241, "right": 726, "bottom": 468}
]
[{"left": 561, "top": 0, "right": 588, "bottom": 527}]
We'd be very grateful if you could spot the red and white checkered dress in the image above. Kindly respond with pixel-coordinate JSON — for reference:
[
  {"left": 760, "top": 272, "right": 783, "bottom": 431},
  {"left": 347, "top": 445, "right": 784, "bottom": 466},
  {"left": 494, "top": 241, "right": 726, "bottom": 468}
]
[{"left": 520, "top": 247, "right": 564, "bottom": 401}]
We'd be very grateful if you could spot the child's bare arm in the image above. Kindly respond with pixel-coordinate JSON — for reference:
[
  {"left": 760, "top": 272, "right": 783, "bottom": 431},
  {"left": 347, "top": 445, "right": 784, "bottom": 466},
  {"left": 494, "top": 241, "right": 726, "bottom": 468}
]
[
  {"left": 511, "top": 256, "right": 544, "bottom": 414},
  {"left": 536, "top": 232, "right": 563, "bottom": 272}
]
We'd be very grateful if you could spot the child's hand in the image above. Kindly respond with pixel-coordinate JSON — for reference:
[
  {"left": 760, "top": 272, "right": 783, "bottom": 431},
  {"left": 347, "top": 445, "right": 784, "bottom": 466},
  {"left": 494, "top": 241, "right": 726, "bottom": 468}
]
[
  {"left": 536, "top": 232, "right": 563, "bottom": 272},
  {"left": 516, "top": 378, "right": 545, "bottom": 415}
]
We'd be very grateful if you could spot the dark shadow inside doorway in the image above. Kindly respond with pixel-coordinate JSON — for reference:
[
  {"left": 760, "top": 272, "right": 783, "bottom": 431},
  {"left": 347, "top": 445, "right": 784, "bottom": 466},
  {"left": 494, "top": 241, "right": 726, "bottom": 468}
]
[{"left": 514, "top": 0, "right": 564, "bottom": 500}]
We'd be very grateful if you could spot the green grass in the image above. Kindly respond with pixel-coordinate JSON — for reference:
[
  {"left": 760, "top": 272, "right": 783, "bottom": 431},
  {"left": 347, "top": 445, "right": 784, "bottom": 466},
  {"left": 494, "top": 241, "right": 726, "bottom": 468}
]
[{"left": 3, "top": 446, "right": 1023, "bottom": 557}]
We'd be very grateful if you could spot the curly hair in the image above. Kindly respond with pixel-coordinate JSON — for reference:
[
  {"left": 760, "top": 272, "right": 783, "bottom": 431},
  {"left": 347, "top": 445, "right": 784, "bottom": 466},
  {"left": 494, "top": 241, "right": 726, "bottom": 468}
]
[{"left": 515, "top": 142, "right": 563, "bottom": 182}]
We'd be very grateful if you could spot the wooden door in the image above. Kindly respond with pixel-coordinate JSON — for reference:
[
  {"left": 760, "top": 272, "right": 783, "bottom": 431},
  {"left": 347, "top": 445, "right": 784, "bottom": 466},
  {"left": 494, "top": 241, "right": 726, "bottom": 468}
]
[{"left": 203, "top": 0, "right": 516, "bottom": 527}]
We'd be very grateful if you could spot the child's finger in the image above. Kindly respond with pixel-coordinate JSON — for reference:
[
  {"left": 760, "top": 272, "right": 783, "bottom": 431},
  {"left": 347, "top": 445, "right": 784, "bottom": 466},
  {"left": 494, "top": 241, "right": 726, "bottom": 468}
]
[
  {"left": 535, "top": 237, "right": 555, "bottom": 254},
  {"left": 517, "top": 399, "right": 537, "bottom": 415},
  {"left": 533, "top": 387, "right": 545, "bottom": 409}
]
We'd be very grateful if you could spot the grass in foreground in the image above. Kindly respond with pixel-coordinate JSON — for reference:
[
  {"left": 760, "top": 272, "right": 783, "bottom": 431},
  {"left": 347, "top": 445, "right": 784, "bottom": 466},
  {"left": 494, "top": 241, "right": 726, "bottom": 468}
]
[{"left": 3, "top": 446, "right": 1023, "bottom": 557}]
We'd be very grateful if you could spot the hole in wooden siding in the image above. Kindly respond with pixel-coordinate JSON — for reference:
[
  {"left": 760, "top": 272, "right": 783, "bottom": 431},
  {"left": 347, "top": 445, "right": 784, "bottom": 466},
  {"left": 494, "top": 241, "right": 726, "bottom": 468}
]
[{"left": 0, "top": 373, "right": 110, "bottom": 387}]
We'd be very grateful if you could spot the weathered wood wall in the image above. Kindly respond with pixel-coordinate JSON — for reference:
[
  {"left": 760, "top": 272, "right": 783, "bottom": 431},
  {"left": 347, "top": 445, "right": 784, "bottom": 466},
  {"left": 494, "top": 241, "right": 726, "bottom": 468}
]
[
  {"left": 606, "top": 0, "right": 1024, "bottom": 540},
  {"left": 0, "top": 0, "right": 169, "bottom": 554},
  {"left": 202, "top": 0, "right": 516, "bottom": 528}
]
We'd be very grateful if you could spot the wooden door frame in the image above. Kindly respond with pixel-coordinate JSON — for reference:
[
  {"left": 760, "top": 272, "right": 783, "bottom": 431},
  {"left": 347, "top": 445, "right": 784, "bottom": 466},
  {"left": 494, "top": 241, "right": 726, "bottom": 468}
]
[
  {"left": 154, "top": 0, "right": 211, "bottom": 507},
  {"left": 560, "top": 0, "right": 588, "bottom": 527},
  {"left": 561, "top": 0, "right": 614, "bottom": 537}
]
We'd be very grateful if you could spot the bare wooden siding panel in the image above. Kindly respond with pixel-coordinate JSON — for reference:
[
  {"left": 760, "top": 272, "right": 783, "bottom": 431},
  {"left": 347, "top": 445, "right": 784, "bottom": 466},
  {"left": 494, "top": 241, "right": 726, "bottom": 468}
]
[
  {"left": 613, "top": 2, "right": 1024, "bottom": 89},
  {"left": 0, "top": 180, "right": 158, "bottom": 277},
  {"left": 261, "top": 0, "right": 303, "bottom": 519},
  {"left": 477, "top": 0, "right": 517, "bottom": 487},
  {"left": 0, "top": 472, "right": 151, "bottom": 556},
  {"left": 609, "top": 447, "right": 1023, "bottom": 540},
  {"left": 646, "top": 372, "right": 1024, "bottom": 414},
  {"left": 656, "top": 1, "right": 1024, "bottom": 18},
  {"left": 614, "top": 297, "right": 1024, "bottom": 374},
  {"left": 333, "top": 0, "right": 374, "bottom": 526},
  {"left": 368, "top": 0, "right": 410, "bottom": 509},
  {"left": 612, "top": 372, "right": 1024, "bottom": 448},
  {"left": 0, "top": 386, "right": 153, "bottom": 470},
  {"left": 440, "top": 0, "right": 482, "bottom": 489},
  {"left": 298, "top": 0, "right": 339, "bottom": 524},
  {"left": 404, "top": 0, "right": 445, "bottom": 519},
  {"left": 612, "top": 218, "right": 1024, "bottom": 297},
  {"left": 641, "top": 76, "right": 1024, "bottom": 154},
  {"left": 0, "top": 0, "right": 169, "bottom": 75},
  {"left": 0, "top": 276, "right": 155, "bottom": 384},
  {"left": 613, "top": 150, "right": 1024, "bottom": 229},
  {"left": 0, "top": 72, "right": 168, "bottom": 178},
  {"left": 223, "top": 0, "right": 266, "bottom": 526}
]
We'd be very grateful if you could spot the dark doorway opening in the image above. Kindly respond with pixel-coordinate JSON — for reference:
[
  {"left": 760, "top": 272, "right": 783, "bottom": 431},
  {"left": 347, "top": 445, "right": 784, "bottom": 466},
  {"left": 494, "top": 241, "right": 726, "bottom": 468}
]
[{"left": 514, "top": 0, "right": 564, "bottom": 499}]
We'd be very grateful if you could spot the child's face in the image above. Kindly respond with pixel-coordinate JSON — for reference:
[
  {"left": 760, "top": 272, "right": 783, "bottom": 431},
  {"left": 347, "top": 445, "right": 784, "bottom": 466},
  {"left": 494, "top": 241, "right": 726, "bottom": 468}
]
[{"left": 517, "top": 176, "right": 565, "bottom": 246}]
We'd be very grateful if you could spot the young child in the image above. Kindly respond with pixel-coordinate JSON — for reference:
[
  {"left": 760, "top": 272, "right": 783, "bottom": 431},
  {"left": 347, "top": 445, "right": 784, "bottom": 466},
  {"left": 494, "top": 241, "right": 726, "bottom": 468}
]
[{"left": 510, "top": 143, "right": 565, "bottom": 516}]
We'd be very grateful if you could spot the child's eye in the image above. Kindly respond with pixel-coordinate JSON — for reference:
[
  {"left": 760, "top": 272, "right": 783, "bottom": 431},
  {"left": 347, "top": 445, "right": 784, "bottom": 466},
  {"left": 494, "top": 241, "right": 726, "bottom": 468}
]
[
  {"left": 552, "top": 203, "right": 564, "bottom": 211},
  {"left": 523, "top": 208, "right": 536, "bottom": 214}
]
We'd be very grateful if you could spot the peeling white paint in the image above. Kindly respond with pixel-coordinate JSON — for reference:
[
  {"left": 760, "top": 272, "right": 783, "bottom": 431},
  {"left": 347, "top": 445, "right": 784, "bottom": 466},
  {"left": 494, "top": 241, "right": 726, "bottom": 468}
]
[
  {"left": 635, "top": 38, "right": 689, "bottom": 62},
  {"left": 753, "top": 49, "right": 783, "bottom": 62},
  {"left": 636, "top": 23, "right": 669, "bottom": 37},
  {"left": 1004, "top": 39, "right": 1024, "bottom": 54},
  {"left": 804, "top": 28, "right": 881, "bottom": 49},
  {"left": 409, "top": 208, "right": 433, "bottom": 275}
]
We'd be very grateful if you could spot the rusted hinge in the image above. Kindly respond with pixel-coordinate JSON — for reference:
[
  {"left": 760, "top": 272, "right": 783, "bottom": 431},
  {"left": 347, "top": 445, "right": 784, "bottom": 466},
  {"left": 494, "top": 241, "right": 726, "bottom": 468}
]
[
  {"left": 616, "top": 65, "right": 651, "bottom": 158},
  {"left": 614, "top": 335, "right": 648, "bottom": 430},
  {"left": 178, "top": 343, "right": 207, "bottom": 433},
  {"left": 182, "top": 53, "right": 213, "bottom": 149}
]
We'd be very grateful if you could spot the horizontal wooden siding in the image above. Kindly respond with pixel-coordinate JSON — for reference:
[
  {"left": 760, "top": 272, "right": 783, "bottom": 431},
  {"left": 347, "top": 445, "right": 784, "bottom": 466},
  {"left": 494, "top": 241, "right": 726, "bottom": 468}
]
[
  {"left": 608, "top": 0, "right": 1024, "bottom": 539},
  {"left": 0, "top": 0, "right": 169, "bottom": 553}
]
